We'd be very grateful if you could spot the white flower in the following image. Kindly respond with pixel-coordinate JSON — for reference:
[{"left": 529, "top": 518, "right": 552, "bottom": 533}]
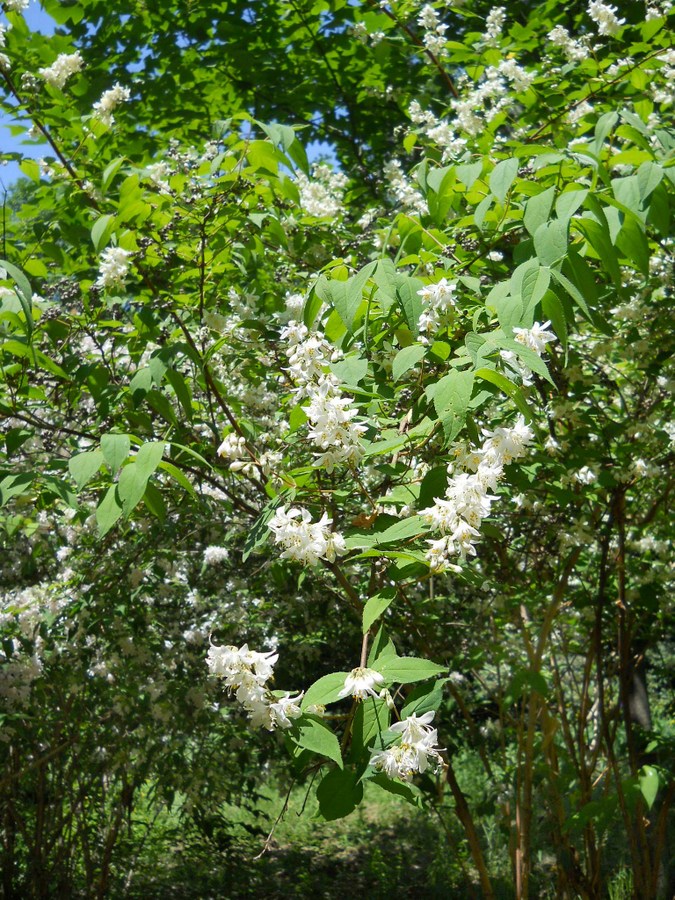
[
  {"left": 95, "top": 246, "right": 132, "bottom": 291},
  {"left": 513, "top": 320, "right": 557, "bottom": 355},
  {"left": 5, "top": 0, "right": 30, "bottom": 10},
  {"left": 371, "top": 711, "right": 444, "bottom": 780},
  {"left": 39, "top": 51, "right": 83, "bottom": 89},
  {"left": 93, "top": 83, "right": 131, "bottom": 126},
  {"left": 269, "top": 692, "right": 304, "bottom": 729},
  {"left": 339, "top": 666, "right": 385, "bottom": 701},
  {"left": 485, "top": 7, "right": 506, "bottom": 43}
]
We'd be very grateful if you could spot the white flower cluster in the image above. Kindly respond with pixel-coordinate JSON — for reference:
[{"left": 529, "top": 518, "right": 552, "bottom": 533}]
[
  {"left": 588, "top": 1, "right": 625, "bottom": 35},
  {"left": 420, "top": 417, "right": 534, "bottom": 571},
  {"left": 484, "top": 7, "right": 506, "bottom": 44},
  {"left": 451, "top": 60, "right": 536, "bottom": 137},
  {"left": 268, "top": 505, "right": 347, "bottom": 566},
  {"left": 95, "top": 246, "right": 132, "bottom": 291},
  {"left": 216, "top": 432, "right": 259, "bottom": 475},
  {"left": 280, "top": 321, "right": 366, "bottom": 470},
  {"left": 547, "top": 25, "right": 590, "bottom": 62},
  {"left": 417, "top": 277, "right": 458, "bottom": 340},
  {"left": 370, "top": 711, "right": 444, "bottom": 781},
  {"left": 93, "top": 83, "right": 131, "bottom": 126},
  {"left": 417, "top": 4, "right": 448, "bottom": 56},
  {"left": 652, "top": 49, "right": 675, "bottom": 105},
  {"left": 206, "top": 642, "right": 303, "bottom": 731},
  {"left": 5, "top": 0, "right": 30, "bottom": 10},
  {"left": 296, "top": 164, "right": 348, "bottom": 218},
  {"left": 500, "top": 320, "right": 557, "bottom": 386},
  {"left": 203, "top": 546, "right": 229, "bottom": 565},
  {"left": 39, "top": 51, "right": 83, "bottom": 89},
  {"left": 408, "top": 102, "right": 467, "bottom": 162},
  {"left": 0, "top": 24, "right": 10, "bottom": 73},
  {"left": 383, "top": 160, "right": 427, "bottom": 216},
  {"left": 646, "top": 0, "right": 673, "bottom": 20}
]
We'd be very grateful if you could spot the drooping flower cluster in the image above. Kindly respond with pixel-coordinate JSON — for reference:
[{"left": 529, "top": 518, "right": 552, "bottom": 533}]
[
  {"left": 280, "top": 321, "right": 366, "bottom": 470},
  {"left": 500, "top": 320, "right": 557, "bottom": 386},
  {"left": 95, "top": 246, "right": 132, "bottom": 291},
  {"left": 370, "top": 711, "right": 444, "bottom": 781},
  {"left": 296, "top": 164, "right": 349, "bottom": 218},
  {"left": 417, "top": 277, "right": 458, "bottom": 340},
  {"left": 417, "top": 4, "right": 448, "bottom": 56},
  {"left": 421, "top": 417, "right": 534, "bottom": 571},
  {"left": 587, "top": 1, "right": 625, "bottom": 36},
  {"left": 484, "top": 7, "right": 506, "bottom": 44},
  {"left": 547, "top": 25, "right": 590, "bottom": 63},
  {"left": 450, "top": 60, "right": 536, "bottom": 137},
  {"left": 93, "top": 83, "right": 131, "bottom": 126},
  {"left": 39, "top": 51, "right": 83, "bottom": 89},
  {"left": 206, "top": 642, "right": 303, "bottom": 731},
  {"left": 268, "top": 505, "right": 347, "bottom": 566}
]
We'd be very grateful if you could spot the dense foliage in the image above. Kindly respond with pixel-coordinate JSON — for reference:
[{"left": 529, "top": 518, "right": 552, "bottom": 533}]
[{"left": 0, "top": 0, "right": 673, "bottom": 897}]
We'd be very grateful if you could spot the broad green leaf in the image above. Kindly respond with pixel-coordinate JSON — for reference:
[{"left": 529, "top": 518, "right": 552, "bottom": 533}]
[
  {"left": 362, "top": 588, "right": 396, "bottom": 633},
  {"left": 292, "top": 717, "right": 343, "bottom": 768},
  {"left": 523, "top": 186, "right": 555, "bottom": 237},
  {"left": 373, "top": 515, "right": 426, "bottom": 545},
  {"left": 533, "top": 220, "right": 568, "bottom": 267},
  {"left": 117, "top": 463, "right": 148, "bottom": 517},
  {"left": 0, "top": 473, "right": 33, "bottom": 507},
  {"left": 367, "top": 774, "right": 421, "bottom": 806},
  {"left": 636, "top": 161, "right": 663, "bottom": 202},
  {"left": 489, "top": 157, "right": 519, "bottom": 205},
  {"left": 331, "top": 353, "right": 368, "bottom": 386},
  {"left": 96, "top": 485, "right": 123, "bottom": 536},
  {"left": 550, "top": 268, "right": 592, "bottom": 319},
  {"left": 91, "top": 214, "right": 116, "bottom": 253},
  {"left": 352, "top": 698, "right": 390, "bottom": 752},
  {"left": 396, "top": 275, "right": 424, "bottom": 335},
  {"left": 316, "top": 768, "right": 363, "bottom": 821},
  {"left": 301, "top": 672, "right": 350, "bottom": 710},
  {"left": 101, "top": 434, "right": 130, "bottom": 474},
  {"left": 392, "top": 345, "right": 425, "bottom": 381},
  {"left": 432, "top": 369, "right": 474, "bottom": 442},
  {"left": 378, "top": 656, "right": 447, "bottom": 684},
  {"left": 135, "top": 441, "right": 166, "bottom": 479},
  {"left": 542, "top": 291, "right": 568, "bottom": 359},
  {"left": 401, "top": 678, "right": 448, "bottom": 718},
  {"left": 638, "top": 766, "right": 659, "bottom": 810},
  {"left": 68, "top": 450, "right": 104, "bottom": 491}
]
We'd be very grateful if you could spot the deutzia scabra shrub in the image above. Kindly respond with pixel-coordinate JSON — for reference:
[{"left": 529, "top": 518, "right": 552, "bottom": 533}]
[{"left": 0, "top": 0, "right": 673, "bottom": 896}]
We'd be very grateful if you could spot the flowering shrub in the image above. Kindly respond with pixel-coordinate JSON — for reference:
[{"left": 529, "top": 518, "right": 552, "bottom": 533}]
[{"left": 0, "top": 0, "right": 673, "bottom": 896}]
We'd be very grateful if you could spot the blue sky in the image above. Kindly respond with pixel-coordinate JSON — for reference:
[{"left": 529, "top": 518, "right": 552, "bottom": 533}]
[
  {"left": 0, "top": 3, "right": 55, "bottom": 188},
  {"left": 0, "top": 3, "right": 337, "bottom": 191}
]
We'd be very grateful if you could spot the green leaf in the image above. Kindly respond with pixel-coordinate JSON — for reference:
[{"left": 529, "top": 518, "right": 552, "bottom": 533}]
[
  {"left": 331, "top": 353, "right": 368, "bottom": 386},
  {"left": 362, "top": 588, "right": 396, "bottom": 633},
  {"left": 0, "top": 259, "right": 34, "bottom": 337},
  {"left": 101, "top": 434, "right": 130, "bottom": 474},
  {"left": 352, "top": 698, "right": 390, "bottom": 752},
  {"left": 518, "top": 262, "right": 551, "bottom": 314},
  {"left": 542, "top": 291, "right": 568, "bottom": 359},
  {"left": 91, "top": 214, "right": 116, "bottom": 252},
  {"left": 533, "top": 220, "right": 568, "bottom": 267},
  {"left": 96, "top": 484, "right": 123, "bottom": 537},
  {"left": 0, "top": 473, "right": 33, "bottom": 507},
  {"left": 134, "top": 441, "right": 166, "bottom": 479},
  {"left": 316, "top": 768, "right": 363, "bottom": 821},
  {"left": 432, "top": 369, "right": 474, "bottom": 443},
  {"left": 373, "top": 515, "right": 426, "bottom": 545},
  {"left": 367, "top": 774, "right": 421, "bottom": 806},
  {"left": 68, "top": 450, "right": 104, "bottom": 491},
  {"left": 475, "top": 368, "right": 533, "bottom": 421},
  {"left": 292, "top": 717, "right": 343, "bottom": 768},
  {"left": 396, "top": 276, "right": 424, "bottom": 335},
  {"left": 636, "top": 161, "right": 663, "bottom": 202},
  {"left": 117, "top": 464, "right": 149, "bottom": 517},
  {"left": 401, "top": 678, "right": 448, "bottom": 718},
  {"left": 524, "top": 187, "right": 555, "bottom": 237},
  {"left": 331, "top": 262, "right": 376, "bottom": 332},
  {"left": 392, "top": 344, "right": 425, "bottom": 381},
  {"left": 378, "top": 656, "right": 447, "bottom": 684},
  {"left": 301, "top": 672, "right": 350, "bottom": 710},
  {"left": 489, "top": 157, "right": 519, "bottom": 205},
  {"left": 550, "top": 268, "right": 592, "bottom": 319},
  {"left": 418, "top": 466, "right": 448, "bottom": 510},
  {"left": 638, "top": 766, "right": 659, "bottom": 811}
]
